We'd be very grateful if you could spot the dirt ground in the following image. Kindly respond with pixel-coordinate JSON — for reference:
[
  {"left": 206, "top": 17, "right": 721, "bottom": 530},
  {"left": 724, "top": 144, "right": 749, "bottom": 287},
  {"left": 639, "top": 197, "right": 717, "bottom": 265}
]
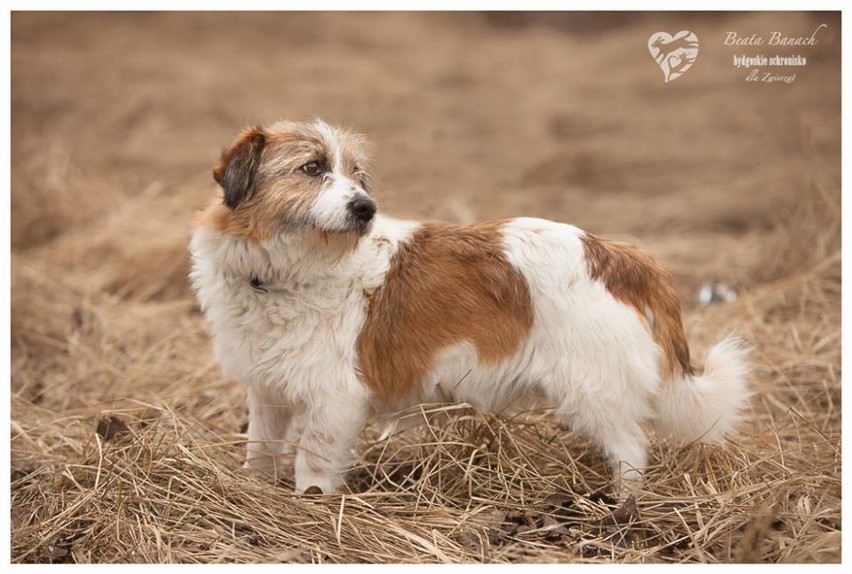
[{"left": 10, "top": 12, "right": 841, "bottom": 563}]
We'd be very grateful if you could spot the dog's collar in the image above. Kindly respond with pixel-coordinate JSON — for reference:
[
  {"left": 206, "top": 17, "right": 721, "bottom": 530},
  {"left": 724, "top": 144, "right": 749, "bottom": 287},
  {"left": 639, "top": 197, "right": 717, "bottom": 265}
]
[{"left": 249, "top": 275, "right": 268, "bottom": 294}]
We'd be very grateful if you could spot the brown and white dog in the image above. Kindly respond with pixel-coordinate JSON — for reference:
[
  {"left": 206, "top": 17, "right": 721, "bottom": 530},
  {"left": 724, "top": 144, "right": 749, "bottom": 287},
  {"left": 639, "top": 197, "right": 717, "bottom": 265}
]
[{"left": 189, "top": 119, "right": 750, "bottom": 495}]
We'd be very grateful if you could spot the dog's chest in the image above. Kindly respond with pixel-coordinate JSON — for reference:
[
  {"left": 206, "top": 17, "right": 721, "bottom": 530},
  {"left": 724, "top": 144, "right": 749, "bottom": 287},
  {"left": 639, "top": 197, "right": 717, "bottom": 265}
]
[
  {"left": 191, "top": 222, "right": 407, "bottom": 390},
  {"left": 209, "top": 271, "right": 370, "bottom": 386}
]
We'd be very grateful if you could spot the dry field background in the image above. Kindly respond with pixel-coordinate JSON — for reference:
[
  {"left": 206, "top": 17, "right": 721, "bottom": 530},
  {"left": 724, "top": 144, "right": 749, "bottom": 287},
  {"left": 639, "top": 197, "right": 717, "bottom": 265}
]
[{"left": 10, "top": 11, "right": 841, "bottom": 563}]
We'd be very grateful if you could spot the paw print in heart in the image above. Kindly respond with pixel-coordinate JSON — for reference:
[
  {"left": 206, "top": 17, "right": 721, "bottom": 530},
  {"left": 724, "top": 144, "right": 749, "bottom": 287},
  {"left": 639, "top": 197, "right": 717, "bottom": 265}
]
[{"left": 648, "top": 30, "right": 699, "bottom": 83}]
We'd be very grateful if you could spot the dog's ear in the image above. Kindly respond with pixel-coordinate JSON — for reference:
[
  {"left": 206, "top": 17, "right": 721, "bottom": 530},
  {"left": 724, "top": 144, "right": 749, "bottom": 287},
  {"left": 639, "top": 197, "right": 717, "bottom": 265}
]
[{"left": 213, "top": 126, "right": 267, "bottom": 209}]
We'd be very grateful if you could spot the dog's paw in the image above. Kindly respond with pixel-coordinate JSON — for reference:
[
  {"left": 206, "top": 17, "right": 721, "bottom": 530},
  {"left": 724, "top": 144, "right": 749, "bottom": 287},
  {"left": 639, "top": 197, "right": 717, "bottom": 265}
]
[{"left": 239, "top": 456, "right": 292, "bottom": 484}]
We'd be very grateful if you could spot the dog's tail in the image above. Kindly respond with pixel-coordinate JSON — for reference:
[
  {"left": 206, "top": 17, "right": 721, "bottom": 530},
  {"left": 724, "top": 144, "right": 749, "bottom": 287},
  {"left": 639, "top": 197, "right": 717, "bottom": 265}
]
[{"left": 654, "top": 337, "right": 751, "bottom": 444}]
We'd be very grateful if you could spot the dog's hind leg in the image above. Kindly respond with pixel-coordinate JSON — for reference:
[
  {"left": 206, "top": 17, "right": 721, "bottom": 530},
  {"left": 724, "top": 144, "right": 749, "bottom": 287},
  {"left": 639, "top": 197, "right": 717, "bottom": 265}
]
[
  {"left": 545, "top": 345, "right": 658, "bottom": 498},
  {"left": 555, "top": 382, "right": 652, "bottom": 497}
]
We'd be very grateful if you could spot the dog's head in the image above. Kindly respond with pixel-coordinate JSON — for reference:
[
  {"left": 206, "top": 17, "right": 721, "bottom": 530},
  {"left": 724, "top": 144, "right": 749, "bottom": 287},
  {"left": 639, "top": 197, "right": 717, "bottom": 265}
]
[{"left": 211, "top": 119, "right": 376, "bottom": 241}]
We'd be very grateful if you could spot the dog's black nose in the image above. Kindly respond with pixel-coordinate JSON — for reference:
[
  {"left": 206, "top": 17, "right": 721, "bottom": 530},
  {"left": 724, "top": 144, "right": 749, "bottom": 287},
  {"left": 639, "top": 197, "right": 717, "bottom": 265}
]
[{"left": 347, "top": 196, "right": 376, "bottom": 223}]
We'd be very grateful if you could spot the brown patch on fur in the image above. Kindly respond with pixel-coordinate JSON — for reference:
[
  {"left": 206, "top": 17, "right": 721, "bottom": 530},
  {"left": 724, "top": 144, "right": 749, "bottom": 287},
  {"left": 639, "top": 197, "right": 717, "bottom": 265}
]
[
  {"left": 194, "top": 191, "right": 312, "bottom": 243},
  {"left": 357, "top": 221, "right": 534, "bottom": 403},
  {"left": 581, "top": 233, "right": 694, "bottom": 379},
  {"left": 193, "top": 199, "right": 362, "bottom": 261}
]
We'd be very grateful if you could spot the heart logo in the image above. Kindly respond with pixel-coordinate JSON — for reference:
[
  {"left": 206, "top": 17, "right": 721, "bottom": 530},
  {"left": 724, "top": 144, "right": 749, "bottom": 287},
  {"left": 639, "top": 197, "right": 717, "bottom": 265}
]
[{"left": 648, "top": 30, "right": 699, "bottom": 83}]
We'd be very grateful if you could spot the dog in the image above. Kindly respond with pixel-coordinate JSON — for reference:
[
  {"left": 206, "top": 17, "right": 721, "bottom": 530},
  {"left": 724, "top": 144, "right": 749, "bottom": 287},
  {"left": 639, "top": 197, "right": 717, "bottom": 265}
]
[{"left": 189, "top": 119, "right": 750, "bottom": 496}]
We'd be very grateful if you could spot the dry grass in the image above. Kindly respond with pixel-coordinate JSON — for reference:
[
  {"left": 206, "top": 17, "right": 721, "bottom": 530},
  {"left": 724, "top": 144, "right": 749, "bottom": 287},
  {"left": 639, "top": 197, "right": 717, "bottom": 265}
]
[
  {"left": 11, "top": 214, "right": 841, "bottom": 563},
  {"left": 10, "top": 11, "right": 840, "bottom": 564}
]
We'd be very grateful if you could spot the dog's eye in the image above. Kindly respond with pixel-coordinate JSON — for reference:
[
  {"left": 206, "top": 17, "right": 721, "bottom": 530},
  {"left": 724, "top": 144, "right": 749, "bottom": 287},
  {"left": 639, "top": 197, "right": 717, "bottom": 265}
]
[{"left": 301, "top": 161, "right": 324, "bottom": 176}]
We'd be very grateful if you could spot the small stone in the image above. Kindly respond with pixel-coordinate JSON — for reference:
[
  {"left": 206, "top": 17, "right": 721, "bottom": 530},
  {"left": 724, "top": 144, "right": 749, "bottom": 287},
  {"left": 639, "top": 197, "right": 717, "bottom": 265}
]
[{"left": 96, "top": 416, "right": 131, "bottom": 441}]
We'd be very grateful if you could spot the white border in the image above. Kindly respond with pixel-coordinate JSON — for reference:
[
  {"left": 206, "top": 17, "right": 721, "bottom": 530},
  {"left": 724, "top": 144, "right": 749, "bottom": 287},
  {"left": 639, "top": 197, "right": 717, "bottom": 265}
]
[
  {"left": 4, "top": 3, "right": 846, "bottom": 569},
  {"left": 1, "top": 1, "right": 847, "bottom": 10}
]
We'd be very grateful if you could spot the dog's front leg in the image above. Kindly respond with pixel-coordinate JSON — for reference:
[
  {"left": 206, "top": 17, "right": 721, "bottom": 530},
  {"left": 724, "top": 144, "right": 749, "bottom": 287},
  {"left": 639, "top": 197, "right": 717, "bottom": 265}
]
[
  {"left": 294, "top": 388, "right": 369, "bottom": 495},
  {"left": 242, "top": 384, "right": 297, "bottom": 480}
]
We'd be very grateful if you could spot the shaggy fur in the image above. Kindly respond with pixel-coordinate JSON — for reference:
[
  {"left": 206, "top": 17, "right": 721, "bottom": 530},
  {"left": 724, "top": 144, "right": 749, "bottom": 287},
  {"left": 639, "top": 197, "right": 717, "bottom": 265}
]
[{"left": 189, "top": 119, "right": 751, "bottom": 495}]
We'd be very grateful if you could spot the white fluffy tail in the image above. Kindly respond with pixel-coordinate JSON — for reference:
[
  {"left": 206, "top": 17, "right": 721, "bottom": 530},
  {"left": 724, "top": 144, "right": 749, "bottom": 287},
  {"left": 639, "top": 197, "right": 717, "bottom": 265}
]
[{"left": 654, "top": 337, "right": 752, "bottom": 444}]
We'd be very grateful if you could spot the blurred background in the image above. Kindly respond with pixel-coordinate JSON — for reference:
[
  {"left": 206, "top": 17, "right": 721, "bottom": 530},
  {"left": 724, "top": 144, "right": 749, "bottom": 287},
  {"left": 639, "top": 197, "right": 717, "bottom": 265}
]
[
  {"left": 11, "top": 12, "right": 840, "bottom": 300},
  {"left": 10, "top": 12, "right": 841, "bottom": 563}
]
